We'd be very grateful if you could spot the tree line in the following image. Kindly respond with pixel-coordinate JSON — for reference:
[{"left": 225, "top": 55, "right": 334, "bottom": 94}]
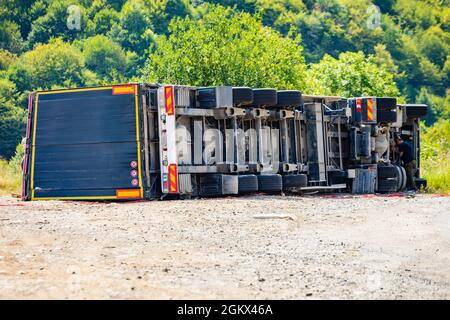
[{"left": 0, "top": 0, "right": 448, "bottom": 160}]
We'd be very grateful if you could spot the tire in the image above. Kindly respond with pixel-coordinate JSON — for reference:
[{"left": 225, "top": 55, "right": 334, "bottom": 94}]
[
  {"left": 405, "top": 105, "right": 428, "bottom": 119},
  {"left": 238, "top": 175, "right": 258, "bottom": 193},
  {"left": 232, "top": 87, "right": 253, "bottom": 106},
  {"left": 257, "top": 174, "right": 283, "bottom": 193},
  {"left": 199, "top": 174, "right": 222, "bottom": 196},
  {"left": 395, "top": 165, "right": 403, "bottom": 191},
  {"left": 376, "top": 97, "right": 397, "bottom": 123},
  {"left": 282, "top": 174, "right": 307, "bottom": 191},
  {"left": 377, "top": 165, "right": 398, "bottom": 179},
  {"left": 276, "top": 90, "right": 302, "bottom": 108},
  {"left": 377, "top": 178, "right": 398, "bottom": 193},
  {"left": 197, "top": 87, "right": 217, "bottom": 108},
  {"left": 252, "top": 89, "right": 277, "bottom": 107},
  {"left": 222, "top": 175, "right": 238, "bottom": 194},
  {"left": 399, "top": 165, "right": 407, "bottom": 191}
]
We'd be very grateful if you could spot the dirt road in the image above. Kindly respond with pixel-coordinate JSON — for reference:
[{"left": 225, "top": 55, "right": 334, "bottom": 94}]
[{"left": 0, "top": 194, "right": 449, "bottom": 299}]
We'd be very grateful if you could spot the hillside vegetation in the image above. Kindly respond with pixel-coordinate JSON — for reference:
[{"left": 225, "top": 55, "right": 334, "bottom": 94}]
[{"left": 0, "top": 0, "right": 448, "bottom": 192}]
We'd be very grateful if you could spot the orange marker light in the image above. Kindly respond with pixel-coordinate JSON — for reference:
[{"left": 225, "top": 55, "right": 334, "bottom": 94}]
[
  {"left": 112, "top": 85, "right": 136, "bottom": 95},
  {"left": 116, "top": 189, "right": 141, "bottom": 199}
]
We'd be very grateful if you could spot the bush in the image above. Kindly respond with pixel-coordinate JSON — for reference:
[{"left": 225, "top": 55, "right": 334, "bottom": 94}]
[
  {"left": 0, "top": 144, "right": 23, "bottom": 195},
  {"left": 0, "top": 79, "right": 26, "bottom": 159},
  {"left": 8, "top": 38, "right": 93, "bottom": 95},
  {"left": 82, "top": 35, "right": 128, "bottom": 83},
  {"left": 306, "top": 51, "right": 400, "bottom": 97},
  {"left": 143, "top": 5, "right": 307, "bottom": 89},
  {"left": 421, "top": 119, "right": 450, "bottom": 193}
]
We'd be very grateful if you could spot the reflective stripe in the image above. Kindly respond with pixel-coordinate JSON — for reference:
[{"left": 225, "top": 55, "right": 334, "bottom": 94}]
[
  {"left": 168, "top": 163, "right": 178, "bottom": 193},
  {"left": 165, "top": 86, "right": 174, "bottom": 115},
  {"left": 367, "top": 98, "right": 374, "bottom": 121}
]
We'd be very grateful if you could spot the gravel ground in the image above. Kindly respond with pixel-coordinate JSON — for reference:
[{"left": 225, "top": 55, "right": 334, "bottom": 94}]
[{"left": 0, "top": 193, "right": 449, "bottom": 299}]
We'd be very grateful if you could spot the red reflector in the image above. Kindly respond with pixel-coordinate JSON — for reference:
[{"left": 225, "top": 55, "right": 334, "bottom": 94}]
[
  {"left": 168, "top": 163, "right": 178, "bottom": 193},
  {"left": 368, "top": 166, "right": 376, "bottom": 170},
  {"left": 165, "top": 86, "right": 174, "bottom": 115},
  {"left": 116, "top": 189, "right": 141, "bottom": 199},
  {"left": 356, "top": 98, "right": 361, "bottom": 113},
  {"left": 112, "top": 85, "right": 136, "bottom": 95}
]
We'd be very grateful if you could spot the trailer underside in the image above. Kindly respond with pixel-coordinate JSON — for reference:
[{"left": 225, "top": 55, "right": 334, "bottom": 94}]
[{"left": 22, "top": 83, "right": 427, "bottom": 200}]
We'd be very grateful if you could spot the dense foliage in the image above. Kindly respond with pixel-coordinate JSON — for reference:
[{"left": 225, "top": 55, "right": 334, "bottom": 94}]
[
  {"left": 144, "top": 7, "right": 307, "bottom": 89},
  {"left": 0, "top": 0, "right": 448, "bottom": 192},
  {"left": 306, "top": 51, "right": 400, "bottom": 97},
  {"left": 421, "top": 119, "right": 450, "bottom": 193}
]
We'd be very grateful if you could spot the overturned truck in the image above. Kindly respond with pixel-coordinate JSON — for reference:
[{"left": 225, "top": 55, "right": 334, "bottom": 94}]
[{"left": 22, "top": 84, "right": 427, "bottom": 200}]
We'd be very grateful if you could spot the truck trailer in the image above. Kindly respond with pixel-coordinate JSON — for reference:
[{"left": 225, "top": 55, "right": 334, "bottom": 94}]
[{"left": 21, "top": 83, "right": 428, "bottom": 200}]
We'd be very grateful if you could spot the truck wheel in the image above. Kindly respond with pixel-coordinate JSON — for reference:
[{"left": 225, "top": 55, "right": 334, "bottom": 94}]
[
  {"left": 377, "top": 165, "right": 398, "bottom": 179},
  {"left": 199, "top": 174, "right": 222, "bottom": 196},
  {"left": 377, "top": 178, "right": 398, "bottom": 193},
  {"left": 395, "top": 165, "right": 403, "bottom": 191},
  {"left": 252, "top": 89, "right": 277, "bottom": 107},
  {"left": 238, "top": 174, "right": 259, "bottom": 193},
  {"left": 197, "top": 87, "right": 217, "bottom": 108},
  {"left": 282, "top": 174, "right": 307, "bottom": 191},
  {"left": 276, "top": 90, "right": 302, "bottom": 108},
  {"left": 222, "top": 175, "right": 238, "bottom": 195},
  {"left": 399, "top": 165, "right": 407, "bottom": 191},
  {"left": 232, "top": 87, "right": 253, "bottom": 106},
  {"left": 257, "top": 174, "right": 283, "bottom": 193}
]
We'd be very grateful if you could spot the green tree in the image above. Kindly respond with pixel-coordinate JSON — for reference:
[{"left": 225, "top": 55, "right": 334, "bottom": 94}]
[
  {"left": 0, "top": 79, "right": 26, "bottom": 159},
  {"left": 0, "top": 105, "right": 26, "bottom": 160},
  {"left": 109, "top": 0, "right": 155, "bottom": 60},
  {"left": 0, "top": 0, "right": 41, "bottom": 39},
  {"left": 82, "top": 35, "right": 128, "bottom": 83},
  {"left": 7, "top": 39, "right": 95, "bottom": 100},
  {"left": 421, "top": 118, "right": 450, "bottom": 162},
  {"left": 147, "top": 0, "right": 192, "bottom": 35},
  {"left": 419, "top": 26, "right": 449, "bottom": 68},
  {"left": 0, "top": 20, "right": 24, "bottom": 53},
  {"left": 394, "top": 0, "right": 438, "bottom": 31},
  {"left": 27, "top": 0, "right": 88, "bottom": 45},
  {"left": 306, "top": 51, "right": 400, "bottom": 97},
  {"left": 143, "top": 5, "right": 307, "bottom": 89},
  {"left": 0, "top": 49, "right": 17, "bottom": 72},
  {"left": 89, "top": 7, "right": 120, "bottom": 35},
  {"left": 417, "top": 87, "right": 450, "bottom": 126}
]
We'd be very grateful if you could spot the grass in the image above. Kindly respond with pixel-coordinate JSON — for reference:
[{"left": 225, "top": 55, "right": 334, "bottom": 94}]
[
  {"left": 0, "top": 159, "right": 21, "bottom": 196},
  {"left": 421, "top": 153, "right": 450, "bottom": 194},
  {"left": 420, "top": 119, "right": 450, "bottom": 194}
]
